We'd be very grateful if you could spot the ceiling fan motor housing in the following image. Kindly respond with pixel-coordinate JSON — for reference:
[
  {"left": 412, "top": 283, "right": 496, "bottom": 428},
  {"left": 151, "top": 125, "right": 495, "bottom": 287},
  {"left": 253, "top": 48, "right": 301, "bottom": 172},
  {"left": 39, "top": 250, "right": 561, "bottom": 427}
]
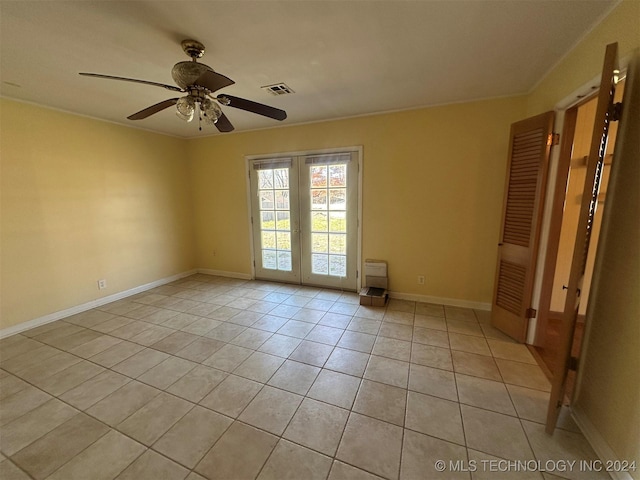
[{"left": 171, "top": 61, "right": 214, "bottom": 90}]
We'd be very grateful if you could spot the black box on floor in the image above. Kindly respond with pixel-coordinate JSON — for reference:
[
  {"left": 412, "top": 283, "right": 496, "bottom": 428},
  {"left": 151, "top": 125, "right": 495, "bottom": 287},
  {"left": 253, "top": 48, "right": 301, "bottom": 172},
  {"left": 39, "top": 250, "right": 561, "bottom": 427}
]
[{"left": 359, "top": 287, "right": 388, "bottom": 307}]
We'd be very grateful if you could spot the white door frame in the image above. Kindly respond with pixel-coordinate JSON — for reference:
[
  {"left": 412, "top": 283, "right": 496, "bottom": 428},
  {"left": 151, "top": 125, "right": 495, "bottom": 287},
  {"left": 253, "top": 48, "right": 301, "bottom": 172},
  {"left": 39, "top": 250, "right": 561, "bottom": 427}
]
[{"left": 245, "top": 146, "right": 363, "bottom": 291}]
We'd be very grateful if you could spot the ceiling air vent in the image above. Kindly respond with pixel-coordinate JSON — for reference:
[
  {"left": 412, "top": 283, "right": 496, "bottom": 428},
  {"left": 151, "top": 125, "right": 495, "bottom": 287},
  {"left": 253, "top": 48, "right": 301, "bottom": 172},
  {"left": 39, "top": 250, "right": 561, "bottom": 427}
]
[{"left": 262, "top": 83, "right": 295, "bottom": 96}]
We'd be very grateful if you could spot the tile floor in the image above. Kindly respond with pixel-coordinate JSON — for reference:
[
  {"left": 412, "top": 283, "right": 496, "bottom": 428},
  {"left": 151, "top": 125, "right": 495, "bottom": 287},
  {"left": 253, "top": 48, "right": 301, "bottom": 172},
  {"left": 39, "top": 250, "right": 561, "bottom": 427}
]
[{"left": 0, "top": 274, "right": 607, "bottom": 480}]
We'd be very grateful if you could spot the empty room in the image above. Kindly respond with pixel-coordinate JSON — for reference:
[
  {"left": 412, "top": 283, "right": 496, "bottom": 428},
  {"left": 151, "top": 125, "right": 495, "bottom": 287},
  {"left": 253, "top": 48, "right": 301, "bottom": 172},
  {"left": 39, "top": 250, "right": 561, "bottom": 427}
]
[{"left": 1, "top": 1, "right": 638, "bottom": 479}]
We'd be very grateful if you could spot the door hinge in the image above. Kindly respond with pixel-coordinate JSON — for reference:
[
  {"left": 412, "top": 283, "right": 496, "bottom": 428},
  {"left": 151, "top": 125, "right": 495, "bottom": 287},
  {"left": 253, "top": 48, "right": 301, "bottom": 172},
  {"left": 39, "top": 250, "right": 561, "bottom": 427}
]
[
  {"left": 568, "top": 356, "right": 579, "bottom": 371},
  {"left": 526, "top": 307, "right": 537, "bottom": 318},
  {"left": 547, "top": 133, "right": 560, "bottom": 146},
  {"left": 609, "top": 102, "right": 623, "bottom": 122}
]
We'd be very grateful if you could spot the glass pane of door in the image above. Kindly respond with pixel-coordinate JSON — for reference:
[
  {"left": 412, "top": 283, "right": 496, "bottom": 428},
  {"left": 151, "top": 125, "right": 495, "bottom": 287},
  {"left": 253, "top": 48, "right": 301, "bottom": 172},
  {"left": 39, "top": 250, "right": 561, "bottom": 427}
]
[
  {"left": 250, "top": 159, "right": 300, "bottom": 283},
  {"left": 300, "top": 153, "right": 358, "bottom": 290}
]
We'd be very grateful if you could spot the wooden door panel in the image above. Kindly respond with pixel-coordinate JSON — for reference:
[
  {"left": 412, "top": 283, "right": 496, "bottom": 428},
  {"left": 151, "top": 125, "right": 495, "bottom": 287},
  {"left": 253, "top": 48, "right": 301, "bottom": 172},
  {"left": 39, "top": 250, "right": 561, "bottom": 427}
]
[
  {"left": 491, "top": 111, "right": 555, "bottom": 342},
  {"left": 545, "top": 42, "right": 620, "bottom": 434}
]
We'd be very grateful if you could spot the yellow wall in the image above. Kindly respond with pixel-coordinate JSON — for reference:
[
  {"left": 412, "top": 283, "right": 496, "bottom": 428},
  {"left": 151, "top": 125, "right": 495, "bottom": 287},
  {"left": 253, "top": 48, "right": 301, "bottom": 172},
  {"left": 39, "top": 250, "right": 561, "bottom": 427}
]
[
  {"left": 188, "top": 97, "right": 526, "bottom": 303},
  {"left": 1, "top": 99, "right": 196, "bottom": 330}
]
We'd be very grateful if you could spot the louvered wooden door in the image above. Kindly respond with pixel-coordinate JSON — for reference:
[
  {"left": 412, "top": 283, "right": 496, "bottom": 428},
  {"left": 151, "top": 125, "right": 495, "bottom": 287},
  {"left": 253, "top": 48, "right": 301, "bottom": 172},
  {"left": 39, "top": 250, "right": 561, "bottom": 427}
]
[{"left": 491, "top": 111, "right": 555, "bottom": 342}]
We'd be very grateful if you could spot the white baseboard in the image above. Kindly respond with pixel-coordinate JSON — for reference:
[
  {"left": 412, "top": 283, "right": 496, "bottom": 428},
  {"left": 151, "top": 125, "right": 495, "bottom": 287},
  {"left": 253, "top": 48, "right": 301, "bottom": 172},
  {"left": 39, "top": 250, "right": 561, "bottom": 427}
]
[
  {"left": 197, "top": 268, "right": 252, "bottom": 280},
  {"left": 388, "top": 291, "right": 491, "bottom": 311},
  {"left": 571, "top": 405, "right": 635, "bottom": 480},
  {"left": 0, "top": 269, "right": 197, "bottom": 339}
]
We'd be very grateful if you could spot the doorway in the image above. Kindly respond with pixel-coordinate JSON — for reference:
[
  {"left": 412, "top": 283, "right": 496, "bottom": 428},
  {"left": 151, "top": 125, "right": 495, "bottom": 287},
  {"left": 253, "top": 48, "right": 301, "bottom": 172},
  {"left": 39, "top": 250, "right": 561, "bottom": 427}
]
[
  {"left": 534, "top": 79, "right": 625, "bottom": 392},
  {"left": 248, "top": 150, "right": 360, "bottom": 291}
]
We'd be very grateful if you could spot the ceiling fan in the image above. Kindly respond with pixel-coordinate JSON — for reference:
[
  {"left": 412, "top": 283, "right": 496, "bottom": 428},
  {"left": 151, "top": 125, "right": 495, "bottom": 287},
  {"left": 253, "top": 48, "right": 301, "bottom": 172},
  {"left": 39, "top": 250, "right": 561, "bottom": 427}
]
[{"left": 79, "top": 39, "right": 287, "bottom": 132}]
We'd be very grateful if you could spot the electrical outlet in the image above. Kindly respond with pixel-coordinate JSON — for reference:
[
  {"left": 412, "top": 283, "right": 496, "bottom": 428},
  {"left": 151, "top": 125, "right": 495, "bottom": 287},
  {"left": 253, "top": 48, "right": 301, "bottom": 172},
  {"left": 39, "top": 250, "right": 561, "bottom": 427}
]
[
  {"left": 417, "top": 275, "right": 425, "bottom": 285},
  {"left": 97, "top": 279, "right": 107, "bottom": 290}
]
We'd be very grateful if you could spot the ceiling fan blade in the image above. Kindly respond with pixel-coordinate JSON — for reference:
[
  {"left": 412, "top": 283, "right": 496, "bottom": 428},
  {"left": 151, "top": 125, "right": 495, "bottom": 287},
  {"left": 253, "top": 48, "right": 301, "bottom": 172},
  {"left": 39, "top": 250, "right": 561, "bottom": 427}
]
[
  {"left": 214, "top": 112, "right": 234, "bottom": 132},
  {"left": 80, "top": 73, "right": 183, "bottom": 92},
  {"left": 195, "top": 70, "right": 235, "bottom": 93},
  {"left": 127, "top": 98, "right": 179, "bottom": 120},
  {"left": 217, "top": 94, "right": 287, "bottom": 121}
]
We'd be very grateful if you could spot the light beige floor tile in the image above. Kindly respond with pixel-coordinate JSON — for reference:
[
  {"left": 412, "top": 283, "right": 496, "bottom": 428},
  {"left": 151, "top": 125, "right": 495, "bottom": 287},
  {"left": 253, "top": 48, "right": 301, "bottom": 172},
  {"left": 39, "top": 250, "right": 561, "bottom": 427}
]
[
  {"left": 31, "top": 323, "right": 83, "bottom": 344},
  {"left": 1, "top": 345, "right": 60, "bottom": 374},
  {"left": 353, "top": 379, "right": 407, "bottom": 426},
  {"left": 239, "top": 385, "right": 303, "bottom": 435},
  {"left": 199, "top": 374, "right": 263, "bottom": 418},
  {"left": 468, "top": 449, "right": 543, "bottom": 480},
  {"left": 373, "top": 337, "right": 411, "bottom": 361},
  {"left": 60, "top": 370, "right": 131, "bottom": 410},
  {"left": 45, "top": 329, "right": 103, "bottom": 351},
  {"left": 110, "top": 321, "right": 153, "bottom": 340},
  {"left": 449, "top": 333, "right": 491, "bottom": 356},
  {"left": 329, "top": 302, "right": 359, "bottom": 316},
  {"left": 383, "top": 310, "right": 415, "bottom": 326},
  {"left": 479, "top": 323, "right": 517, "bottom": 342},
  {"left": 233, "top": 351, "right": 285, "bottom": 383},
  {"left": 0, "top": 386, "right": 51, "bottom": 426},
  {"left": 305, "top": 298, "right": 335, "bottom": 312},
  {"left": 521, "top": 421, "right": 608, "bottom": 480},
  {"left": 451, "top": 350, "right": 501, "bottom": 381},
  {"left": 17, "top": 351, "right": 81, "bottom": 385},
  {"left": 364, "top": 355, "right": 409, "bottom": 388},
  {"left": 387, "top": 299, "right": 416, "bottom": 313},
  {"left": 11, "top": 413, "right": 109, "bottom": 480},
  {"left": 166, "top": 365, "right": 227, "bottom": 402},
  {"left": 325, "top": 347, "right": 370, "bottom": 377},
  {"left": 90, "top": 316, "right": 135, "bottom": 334},
  {"left": 416, "top": 303, "right": 445, "bottom": 318},
  {"left": 355, "top": 306, "right": 386, "bottom": 321},
  {"left": 1, "top": 399, "right": 79, "bottom": 456},
  {"left": 328, "top": 461, "right": 385, "bottom": 480},
  {"left": 87, "top": 380, "right": 161, "bottom": 426},
  {"left": 411, "top": 343, "right": 453, "bottom": 371},
  {"left": 408, "top": 363, "right": 458, "bottom": 401},
  {"left": 406, "top": 391, "right": 465, "bottom": 445},
  {"left": 412, "top": 327, "right": 450, "bottom": 348},
  {"left": 401, "top": 429, "right": 469, "bottom": 480},
  {"left": 65, "top": 309, "right": 116, "bottom": 328},
  {"left": 116, "top": 450, "right": 190, "bottom": 480},
  {"left": 179, "top": 317, "right": 221, "bottom": 336},
  {"left": 289, "top": 340, "right": 334, "bottom": 367},
  {"left": 307, "top": 369, "right": 361, "bottom": 409},
  {"left": 153, "top": 406, "right": 232, "bottom": 468},
  {"left": 445, "top": 306, "right": 477, "bottom": 322},
  {"left": 277, "top": 319, "right": 316, "bottom": 338},
  {"left": 267, "top": 359, "right": 320, "bottom": 394},
  {"left": 174, "top": 337, "right": 225, "bottom": 362},
  {"left": 456, "top": 373, "right": 516, "bottom": 415},
  {"left": 319, "top": 312, "right": 352, "bottom": 329},
  {"left": 257, "top": 439, "right": 333, "bottom": 480},
  {"left": 137, "top": 356, "right": 197, "bottom": 390},
  {"left": 0, "top": 336, "right": 42, "bottom": 362},
  {"left": 495, "top": 359, "right": 551, "bottom": 391},
  {"left": 0, "top": 458, "right": 32, "bottom": 479},
  {"left": 379, "top": 323, "right": 413, "bottom": 342},
  {"left": 258, "top": 333, "right": 302, "bottom": 357},
  {"left": 336, "top": 412, "right": 403, "bottom": 480},
  {"left": 230, "top": 328, "right": 273, "bottom": 349},
  {"left": 186, "top": 472, "right": 208, "bottom": 480},
  {"left": 461, "top": 404, "right": 534, "bottom": 461},
  {"left": 129, "top": 324, "right": 175, "bottom": 346},
  {"left": 283, "top": 398, "right": 349, "bottom": 456},
  {"left": 111, "top": 348, "right": 170, "bottom": 378},
  {"left": 251, "top": 315, "right": 289, "bottom": 332},
  {"left": 0, "top": 373, "right": 30, "bottom": 401},
  {"left": 195, "top": 422, "right": 278, "bottom": 480},
  {"left": 414, "top": 314, "right": 447, "bottom": 330},
  {"left": 487, "top": 339, "right": 537, "bottom": 364},
  {"left": 150, "top": 331, "right": 199, "bottom": 354},
  {"left": 46, "top": 430, "right": 145, "bottom": 480},
  {"left": 89, "top": 340, "right": 145, "bottom": 368},
  {"left": 69, "top": 335, "right": 123, "bottom": 358},
  {"left": 347, "top": 318, "right": 382, "bottom": 335},
  {"left": 202, "top": 344, "right": 253, "bottom": 372},
  {"left": 161, "top": 313, "right": 200, "bottom": 330},
  {"left": 446, "top": 319, "right": 484, "bottom": 337},
  {"left": 36, "top": 360, "right": 104, "bottom": 396},
  {"left": 305, "top": 325, "right": 345, "bottom": 346},
  {"left": 117, "top": 392, "right": 193, "bottom": 446},
  {"left": 338, "top": 331, "right": 377, "bottom": 353},
  {"left": 228, "top": 310, "right": 264, "bottom": 327},
  {"left": 204, "top": 322, "right": 246, "bottom": 342}
]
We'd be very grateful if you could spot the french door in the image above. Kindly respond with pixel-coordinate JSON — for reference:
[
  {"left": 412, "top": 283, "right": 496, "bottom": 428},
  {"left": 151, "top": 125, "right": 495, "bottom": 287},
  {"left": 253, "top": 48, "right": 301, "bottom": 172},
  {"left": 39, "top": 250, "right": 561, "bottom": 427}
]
[{"left": 249, "top": 151, "right": 359, "bottom": 290}]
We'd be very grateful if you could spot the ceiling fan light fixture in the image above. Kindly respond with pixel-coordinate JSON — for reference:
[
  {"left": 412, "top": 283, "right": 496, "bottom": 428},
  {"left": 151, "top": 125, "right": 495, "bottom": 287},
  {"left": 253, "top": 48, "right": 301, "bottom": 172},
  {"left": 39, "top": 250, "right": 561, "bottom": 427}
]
[
  {"left": 171, "top": 61, "right": 210, "bottom": 89},
  {"left": 201, "top": 97, "right": 222, "bottom": 124},
  {"left": 176, "top": 96, "right": 195, "bottom": 122}
]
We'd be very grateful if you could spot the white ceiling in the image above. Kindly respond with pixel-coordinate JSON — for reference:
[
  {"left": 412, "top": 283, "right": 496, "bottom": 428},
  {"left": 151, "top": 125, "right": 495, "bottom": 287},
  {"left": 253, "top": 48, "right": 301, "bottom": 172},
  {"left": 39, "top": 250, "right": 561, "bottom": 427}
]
[{"left": 1, "top": 0, "right": 616, "bottom": 138}]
